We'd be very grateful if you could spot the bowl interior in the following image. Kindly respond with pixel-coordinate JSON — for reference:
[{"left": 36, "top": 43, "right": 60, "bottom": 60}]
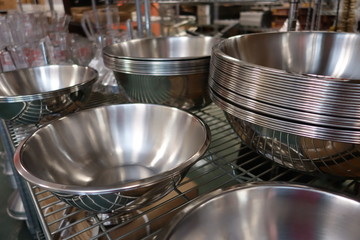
[
  {"left": 103, "top": 36, "right": 221, "bottom": 60},
  {"left": 163, "top": 184, "right": 360, "bottom": 239},
  {"left": 221, "top": 32, "right": 360, "bottom": 79},
  {"left": 0, "top": 65, "right": 97, "bottom": 97},
  {"left": 18, "top": 104, "right": 209, "bottom": 191}
]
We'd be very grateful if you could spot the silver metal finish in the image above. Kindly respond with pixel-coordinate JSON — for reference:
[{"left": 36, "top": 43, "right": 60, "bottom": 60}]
[
  {"left": 210, "top": 32, "right": 360, "bottom": 176},
  {"left": 103, "top": 36, "right": 221, "bottom": 110},
  {"left": 113, "top": 72, "right": 212, "bottom": 110},
  {"left": 225, "top": 113, "right": 360, "bottom": 177},
  {"left": 135, "top": 0, "right": 143, "bottom": 38},
  {"left": 158, "top": 183, "right": 360, "bottom": 240},
  {"left": 144, "top": 0, "right": 152, "bottom": 37},
  {"left": 215, "top": 32, "right": 360, "bottom": 80},
  {"left": 4, "top": 101, "right": 360, "bottom": 239},
  {"left": 14, "top": 103, "right": 210, "bottom": 213},
  {"left": 103, "top": 36, "right": 221, "bottom": 61},
  {"left": 6, "top": 190, "right": 26, "bottom": 220},
  {"left": 0, "top": 65, "right": 97, "bottom": 124}
]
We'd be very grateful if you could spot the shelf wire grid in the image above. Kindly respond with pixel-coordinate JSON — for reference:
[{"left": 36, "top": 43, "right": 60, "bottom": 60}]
[{"left": 3, "top": 93, "right": 360, "bottom": 240}]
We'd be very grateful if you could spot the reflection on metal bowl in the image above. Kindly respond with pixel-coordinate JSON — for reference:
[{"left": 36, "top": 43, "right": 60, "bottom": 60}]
[
  {"left": 226, "top": 113, "right": 360, "bottom": 178},
  {"left": 217, "top": 31, "right": 360, "bottom": 80},
  {"left": 158, "top": 183, "right": 360, "bottom": 240},
  {"left": 14, "top": 104, "right": 211, "bottom": 214},
  {"left": 113, "top": 72, "right": 211, "bottom": 110},
  {"left": 103, "top": 36, "right": 222, "bottom": 110},
  {"left": 0, "top": 65, "right": 97, "bottom": 124}
]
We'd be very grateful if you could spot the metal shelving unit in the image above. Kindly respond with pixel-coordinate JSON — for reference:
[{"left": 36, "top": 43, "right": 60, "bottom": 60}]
[{"left": 1, "top": 91, "right": 359, "bottom": 239}]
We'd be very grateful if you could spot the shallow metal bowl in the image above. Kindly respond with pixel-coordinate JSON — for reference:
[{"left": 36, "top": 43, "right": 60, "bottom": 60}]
[
  {"left": 14, "top": 104, "right": 210, "bottom": 213},
  {"left": 158, "top": 183, "right": 360, "bottom": 240},
  {"left": 216, "top": 31, "right": 360, "bottom": 80},
  {"left": 0, "top": 65, "right": 97, "bottom": 124}
]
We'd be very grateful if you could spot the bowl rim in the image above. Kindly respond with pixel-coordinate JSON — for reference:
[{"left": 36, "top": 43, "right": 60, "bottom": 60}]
[
  {"left": 0, "top": 64, "right": 98, "bottom": 103},
  {"left": 102, "top": 36, "right": 222, "bottom": 61},
  {"left": 213, "top": 31, "right": 360, "bottom": 83},
  {"left": 156, "top": 181, "right": 360, "bottom": 239},
  {"left": 13, "top": 103, "right": 211, "bottom": 195}
]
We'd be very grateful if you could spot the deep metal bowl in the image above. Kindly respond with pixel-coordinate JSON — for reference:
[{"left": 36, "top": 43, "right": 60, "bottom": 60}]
[
  {"left": 14, "top": 104, "right": 211, "bottom": 213},
  {"left": 158, "top": 183, "right": 360, "bottom": 240},
  {"left": 0, "top": 65, "right": 98, "bottom": 124},
  {"left": 216, "top": 31, "right": 360, "bottom": 80},
  {"left": 103, "top": 36, "right": 222, "bottom": 110}
]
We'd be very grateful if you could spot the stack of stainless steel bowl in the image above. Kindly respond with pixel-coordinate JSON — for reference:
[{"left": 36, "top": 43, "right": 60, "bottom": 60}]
[
  {"left": 210, "top": 31, "right": 360, "bottom": 178},
  {"left": 103, "top": 36, "right": 222, "bottom": 110}
]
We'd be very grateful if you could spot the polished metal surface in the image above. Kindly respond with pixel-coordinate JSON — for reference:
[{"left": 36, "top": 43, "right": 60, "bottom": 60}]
[
  {"left": 113, "top": 72, "right": 211, "bottom": 110},
  {"left": 210, "top": 31, "right": 360, "bottom": 176},
  {"left": 210, "top": 79, "right": 360, "bottom": 129},
  {"left": 103, "top": 36, "right": 221, "bottom": 110},
  {"left": 210, "top": 88, "right": 360, "bottom": 144},
  {"left": 225, "top": 113, "right": 360, "bottom": 177},
  {"left": 14, "top": 103, "right": 211, "bottom": 213},
  {"left": 103, "top": 36, "right": 220, "bottom": 60},
  {"left": 158, "top": 182, "right": 360, "bottom": 240},
  {"left": 0, "top": 65, "right": 97, "bottom": 124},
  {"left": 216, "top": 31, "right": 360, "bottom": 80}
]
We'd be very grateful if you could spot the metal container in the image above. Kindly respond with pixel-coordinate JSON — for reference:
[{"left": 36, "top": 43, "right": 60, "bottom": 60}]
[
  {"left": 158, "top": 182, "right": 360, "bottom": 240},
  {"left": 225, "top": 113, "right": 360, "bottom": 178},
  {"left": 210, "top": 31, "right": 360, "bottom": 177},
  {"left": 216, "top": 31, "right": 360, "bottom": 80},
  {"left": 0, "top": 65, "right": 97, "bottom": 124},
  {"left": 14, "top": 104, "right": 211, "bottom": 214},
  {"left": 103, "top": 36, "right": 222, "bottom": 110},
  {"left": 210, "top": 32, "right": 360, "bottom": 120}
]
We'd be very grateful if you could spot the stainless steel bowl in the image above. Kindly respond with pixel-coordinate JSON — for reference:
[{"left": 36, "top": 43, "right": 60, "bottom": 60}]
[
  {"left": 225, "top": 113, "right": 360, "bottom": 178},
  {"left": 210, "top": 31, "right": 360, "bottom": 177},
  {"left": 0, "top": 65, "right": 97, "bottom": 124},
  {"left": 103, "top": 36, "right": 219, "bottom": 61},
  {"left": 103, "top": 36, "right": 222, "bottom": 110},
  {"left": 216, "top": 31, "right": 360, "bottom": 80},
  {"left": 113, "top": 72, "right": 211, "bottom": 110},
  {"left": 14, "top": 103, "right": 211, "bottom": 213},
  {"left": 158, "top": 182, "right": 360, "bottom": 240}
]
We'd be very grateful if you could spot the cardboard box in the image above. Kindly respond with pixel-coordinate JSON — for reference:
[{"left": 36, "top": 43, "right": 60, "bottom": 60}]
[{"left": 0, "top": 0, "right": 17, "bottom": 10}]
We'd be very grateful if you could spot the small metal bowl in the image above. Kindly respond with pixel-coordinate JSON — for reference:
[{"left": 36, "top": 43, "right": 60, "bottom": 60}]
[
  {"left": 158, "top": 182, "right": 360, "bottom": 240},
  {"left": 14, "top": 103, "right": 211, "bottom": 213},
  {"left": 0, "top": 65, "right": 97, "bottom": 124},
  {"left": 103, "top": 36, "right": 222, "bottom": 110}
]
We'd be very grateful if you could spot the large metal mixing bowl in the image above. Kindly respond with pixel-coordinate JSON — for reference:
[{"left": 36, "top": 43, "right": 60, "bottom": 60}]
[
  {"left": 103, "top": 36, "right": 222, "bottom": 110},
  {"left": 158, "top": 182, "right": 360, "bottom": 240},
  {"left": 14, "top": 104, "right": 211, "bottom": 213},
  {"left": 0, "top": 65, "right": 98, "bottom": 124},
  {"left": 217, "top": 31, "right": 360, "bottom": 80}
]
